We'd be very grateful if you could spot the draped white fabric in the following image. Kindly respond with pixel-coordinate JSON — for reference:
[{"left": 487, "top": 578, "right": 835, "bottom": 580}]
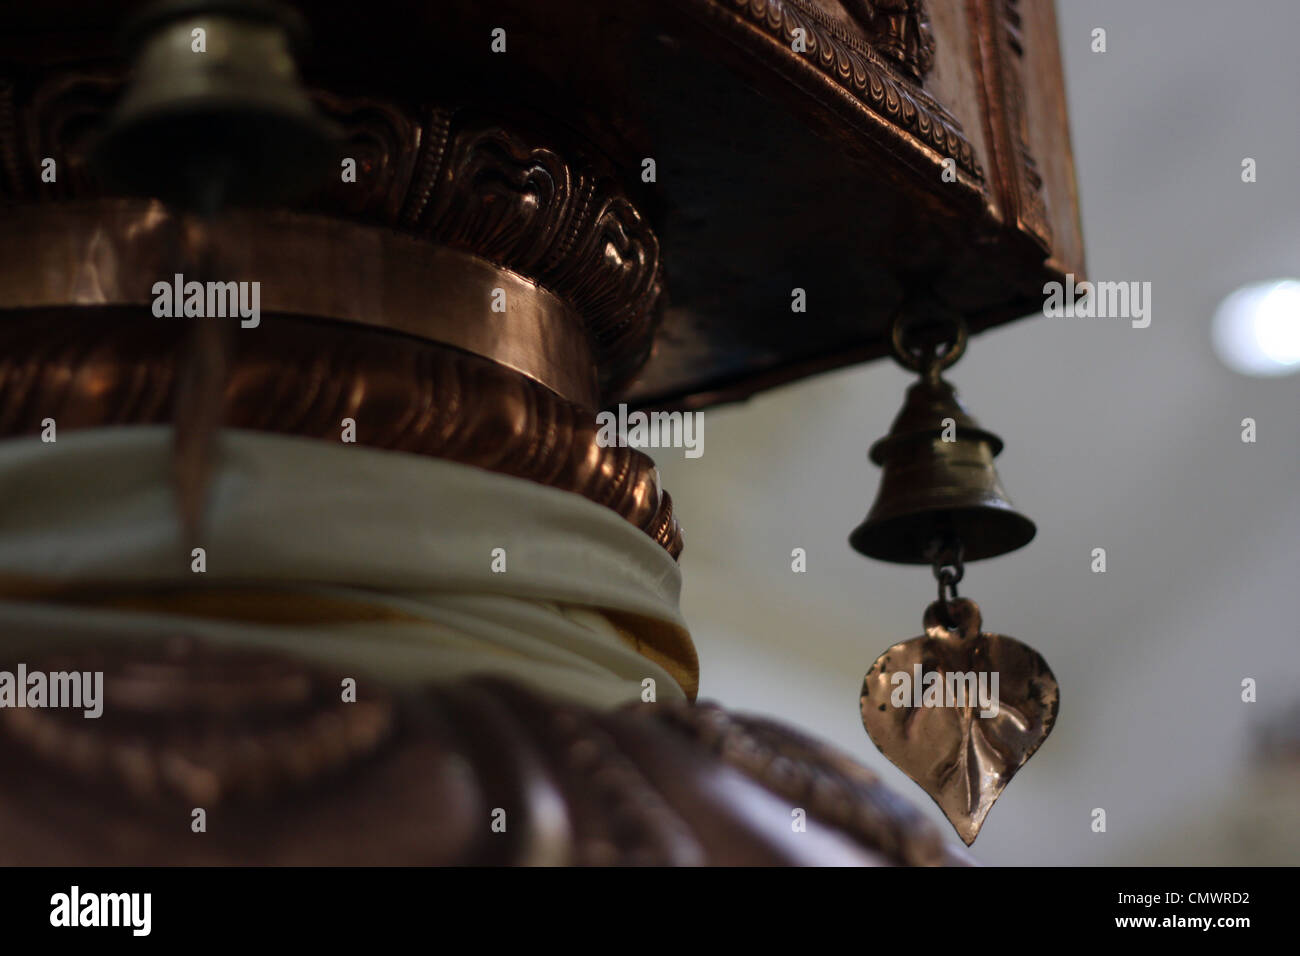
[{"left": 0, "top": 427, "right": 693, "bottom": 707}]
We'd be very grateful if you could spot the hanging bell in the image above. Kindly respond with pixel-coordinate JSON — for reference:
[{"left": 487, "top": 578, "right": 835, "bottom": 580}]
[
  {"left": 849, "top": 314, "right": 1036, "bottom": 564},
  {"left": 90, "top": 0, "right": 337, "bottom": 212}
]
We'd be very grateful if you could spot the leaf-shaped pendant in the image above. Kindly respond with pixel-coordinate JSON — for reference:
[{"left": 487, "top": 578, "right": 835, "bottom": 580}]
[{"left": 860, "top": 597, "right": 1058, "bottom": 845}]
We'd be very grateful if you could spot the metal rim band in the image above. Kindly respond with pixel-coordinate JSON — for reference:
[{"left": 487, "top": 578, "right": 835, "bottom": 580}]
[{"left": 0, "top": 200, "right": 600, "bottom": 408}]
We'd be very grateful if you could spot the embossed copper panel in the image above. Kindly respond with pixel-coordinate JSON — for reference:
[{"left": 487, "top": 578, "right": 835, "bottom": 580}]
[{"left": 0, "top": 0, "right": 1083, "bottom": 410}]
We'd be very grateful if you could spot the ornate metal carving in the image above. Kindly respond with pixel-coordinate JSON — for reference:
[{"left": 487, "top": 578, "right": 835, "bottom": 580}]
[
  {"left": 842, "top": 0, "right": 937, "bottom": 81},
  {"left": 0, "top": 658, "right": 965, "bottom": 865},
  {"left": 321, "top": 105, "right": 665, "bottom": 390},
  {"left": 0, "top": 0, "right": 1086, "bottom": 415},
  {"left": 0, "top": 638, "right": 396, "bottom": 807},
  {"left": 308, "top": 91, "right": 424, "bottom": 222},
  {"left": 971, "top": 0, "right": 1052, "bottom": 249},
  {"left": 0, "top": 74, "right": 664, "bottom": 392},
  {"left": 1000, "top": 0, "right": 1051, "bottom": 246},
  {"left": 0, "top": 310, "right": 684, "bottom": 558},
  {"left": 714, "top": 0, "right": 981, "bottom": 177},
  {"left": 6, "top": 72, "right": 121, "bottom": 201},
  {"left": 658, "top": 700, "right": 950, "bottom": 865}
]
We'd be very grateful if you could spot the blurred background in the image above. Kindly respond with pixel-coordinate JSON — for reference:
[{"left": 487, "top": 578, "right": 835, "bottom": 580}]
[{"left": 658, "top": 0, "right": 1300, "bottom": 865}]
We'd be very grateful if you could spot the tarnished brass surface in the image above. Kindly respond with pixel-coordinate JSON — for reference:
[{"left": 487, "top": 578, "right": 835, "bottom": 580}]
[
  {"left": 0, "top": 201, "right": 601, "bottom": 408},
  {"left": 0, "top": 311, "right": 683, "bottom": 558},
  {"left": 850, "top": 374, "right": 1036, "bottom": 564},
  {"left": 860, "top": 597, "right": 1058, "bottom": 844}
]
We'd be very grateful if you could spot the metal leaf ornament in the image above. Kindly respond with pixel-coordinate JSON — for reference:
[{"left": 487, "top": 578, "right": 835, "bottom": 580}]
[{"left": 860, "top": 597, "right": 1058, "bottom": 844}]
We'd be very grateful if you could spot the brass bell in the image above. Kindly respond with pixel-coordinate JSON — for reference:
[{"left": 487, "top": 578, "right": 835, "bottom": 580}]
[
  {"left": 91, "top": 0, "right": 337, "bottom": 211},
  {"left": 849, "top": 373, "right": 1036, "bottom": 565}
]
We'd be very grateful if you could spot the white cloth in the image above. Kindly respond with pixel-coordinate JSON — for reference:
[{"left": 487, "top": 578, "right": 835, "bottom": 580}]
[{"left": 0, "top": 426, "right": 693, "bottom": 707}]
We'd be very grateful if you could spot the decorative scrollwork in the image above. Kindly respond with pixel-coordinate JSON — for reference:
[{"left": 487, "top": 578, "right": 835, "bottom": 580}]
[
  {"left": 404, "top": 115, "right": 663, "bottom": 388},
  {"left": 842, "top": 0, "right": 937, "bottom": 82},
  {"left": 999, "top": 0, "right": 1052, "bottom": 247},
  {"left": 0, "top": 75, "right": 666, "bottom": 390},
  {"left": 0, "top": 639, "right": 397, "bottom": 807},
  {"left": 722, "top": 0, "right": 981, "bottom": 178}
]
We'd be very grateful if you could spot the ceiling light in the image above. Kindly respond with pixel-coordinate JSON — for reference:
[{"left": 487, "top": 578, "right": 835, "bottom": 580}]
[{"left": 1212, "top": 280, "right": 1300, "bottom": 377}]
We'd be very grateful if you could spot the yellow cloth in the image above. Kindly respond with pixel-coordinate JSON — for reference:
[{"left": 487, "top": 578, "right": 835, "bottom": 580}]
[{"left": 0, "top": 426, "right": 697, "bottom": 706}]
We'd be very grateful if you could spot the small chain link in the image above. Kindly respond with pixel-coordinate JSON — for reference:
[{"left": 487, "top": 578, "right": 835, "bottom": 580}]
[{"left": 929, "top": 539, "right": 965, "bottom": 608}]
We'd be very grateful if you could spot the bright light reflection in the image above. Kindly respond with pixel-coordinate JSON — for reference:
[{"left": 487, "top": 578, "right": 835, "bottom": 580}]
[{"left": 1212, "top": 280, "right": 1300, "bottom": 377}]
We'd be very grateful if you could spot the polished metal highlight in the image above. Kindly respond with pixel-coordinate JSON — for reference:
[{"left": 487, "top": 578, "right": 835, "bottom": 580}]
[
  {"left": 0, "top": 201, "right": 600, "bottom": 408},
  {"left": 860, "top": 597, "right": 1059, "bottom": 845}
]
